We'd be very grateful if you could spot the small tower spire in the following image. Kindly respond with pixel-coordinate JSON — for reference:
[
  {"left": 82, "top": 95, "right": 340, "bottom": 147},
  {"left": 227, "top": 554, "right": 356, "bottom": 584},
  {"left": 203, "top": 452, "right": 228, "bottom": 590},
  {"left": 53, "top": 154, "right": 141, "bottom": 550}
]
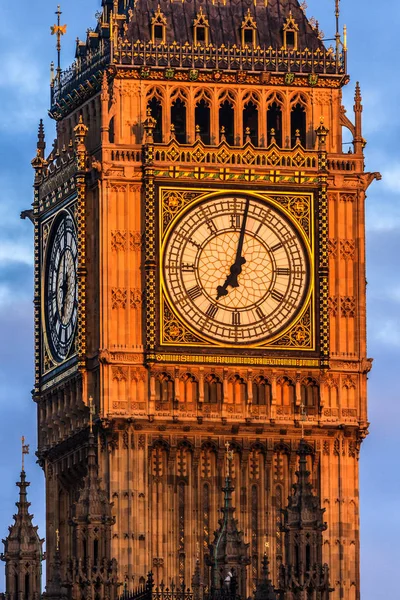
[
  {"left": 278, "top": 440, "right": 333, "bottom": 599},
  {"left": 353, "top": 81, "right": 365, "bottom": 154},
  {"left": 207, "top": 443, "right": 250, "bottom": 598},
  {"left": 1, "top": 451, "right": 44, "bottom": 600}
]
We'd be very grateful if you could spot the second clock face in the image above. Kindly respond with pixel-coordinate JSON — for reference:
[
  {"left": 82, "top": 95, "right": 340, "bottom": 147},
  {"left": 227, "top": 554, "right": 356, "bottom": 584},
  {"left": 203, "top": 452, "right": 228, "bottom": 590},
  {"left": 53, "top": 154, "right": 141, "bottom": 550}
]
[
  {"left": 45, "top": 212, "right": 78, "bottom": 362},
  {"left": 162, "top": 195, "right": 310, "bottom": 345}
]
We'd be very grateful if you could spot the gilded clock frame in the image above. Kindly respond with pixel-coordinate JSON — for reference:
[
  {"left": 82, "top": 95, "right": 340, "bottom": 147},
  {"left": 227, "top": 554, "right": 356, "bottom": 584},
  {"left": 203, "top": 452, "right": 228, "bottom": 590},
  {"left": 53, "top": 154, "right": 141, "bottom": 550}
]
[
  {"left": 40, "top": 203, "right": 79, "bottom": 376},
  {"left": 158, "top": 186, "right": 316, "bottom": 352}
]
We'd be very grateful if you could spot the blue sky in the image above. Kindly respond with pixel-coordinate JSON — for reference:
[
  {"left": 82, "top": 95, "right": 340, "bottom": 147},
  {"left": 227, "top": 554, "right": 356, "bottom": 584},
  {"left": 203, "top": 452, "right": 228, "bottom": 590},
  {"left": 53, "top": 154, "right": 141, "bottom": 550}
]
[{"left": 0, "top": 0, "right": 398, "bottom": 596}]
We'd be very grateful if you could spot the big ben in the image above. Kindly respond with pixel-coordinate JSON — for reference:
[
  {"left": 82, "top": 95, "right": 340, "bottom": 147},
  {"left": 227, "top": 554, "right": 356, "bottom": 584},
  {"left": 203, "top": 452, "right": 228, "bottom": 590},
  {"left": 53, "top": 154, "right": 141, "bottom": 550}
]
[{"left": 29, "top": 1, "right": 379, "bottom": 599}]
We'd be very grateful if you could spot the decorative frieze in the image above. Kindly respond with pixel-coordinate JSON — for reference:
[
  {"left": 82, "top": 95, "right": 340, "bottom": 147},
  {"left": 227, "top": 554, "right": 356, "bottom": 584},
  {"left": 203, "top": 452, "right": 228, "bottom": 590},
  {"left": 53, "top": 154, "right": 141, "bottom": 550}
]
[
  {"left": 340, "top": 296, "right": 356, "bottom": 318},
  {"left": 340, "top": 239, "right": 355, "bottom": 260}
]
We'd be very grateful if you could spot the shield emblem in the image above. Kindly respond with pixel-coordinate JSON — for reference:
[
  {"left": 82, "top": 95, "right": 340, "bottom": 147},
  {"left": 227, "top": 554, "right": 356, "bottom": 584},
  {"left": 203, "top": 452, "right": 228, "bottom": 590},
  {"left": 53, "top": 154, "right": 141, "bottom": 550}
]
[
  {"left": 261, "top": 72, "right": 271, "bottom": 84},
  {"left": 237, "top": 70, "right": 247, "bottom": 83},
  {"left": 165, "top": 68, "right": 175, "bottom": 80},
  {"left": 140, "top": 67, "right": 150, "bottom": 79},
  {"left": 309, "top": 73, "right": 319, "bottom": 87},
  {"left": 285, "top": 73, "right": 295, "bottom": 84},
  {"left": 189, "top": 69, "right": 199, "bottom": 81}
]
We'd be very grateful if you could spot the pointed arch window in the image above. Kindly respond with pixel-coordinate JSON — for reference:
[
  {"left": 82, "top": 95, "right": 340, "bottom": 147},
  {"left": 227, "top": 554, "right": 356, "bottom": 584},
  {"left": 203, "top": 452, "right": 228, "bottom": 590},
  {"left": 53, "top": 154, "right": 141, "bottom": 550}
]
[
  {"left": 193, "top": 8, "right": 209, "bottom": 46},
  {"left": 291, "top": 101, "right": 307, "bottom": 147},
  {"left": 301, "top": 377, "right": 319, "bottom": 411},
  {"left": 277, "top": 376, "right": 295, "bottom": 407},
  {"left": 171, "top": 96, "right": 187, "bottom": 143},
  {"left": 241, "top": 9, "right": 257, "bottom": 48},
  {"left": 195, "top": 98, "right": 211, "bottom": 144},
  {"left": 151, "top": 5, "right": 167, "bottom": 45},
  {"left": 283, "top": 11, "right": 299, "bottom": 50},
  {"left": 267, "top": 99, "right": 283, "bottom": 147},
  {"left": 204, "top": 374, "right": 222, "bottom": 404},
  {"left": 147, "top": 96, "right": 163, "bottom": 143},
  {"left": 252, "top": 376, "right": 271, "bottom": 406},
  {"left": 243, "top": 100, "right": 258, "bottom": 145},
  {"left": 156, "top": 372, "right": 174, "bottom": 403},
  {"left": 219, "top": 98, "right": 235, "bottom": 145}
]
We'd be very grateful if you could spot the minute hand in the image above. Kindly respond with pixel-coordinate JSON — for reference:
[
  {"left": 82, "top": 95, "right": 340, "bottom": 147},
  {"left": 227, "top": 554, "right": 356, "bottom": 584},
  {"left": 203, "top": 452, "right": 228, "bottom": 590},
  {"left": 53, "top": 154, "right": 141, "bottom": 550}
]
[
  {"left": 216, "top": 198, "right": 250, "bottom": 299},
  {"left": 233, "top": 197, "right": 250, "bottom": 267}
]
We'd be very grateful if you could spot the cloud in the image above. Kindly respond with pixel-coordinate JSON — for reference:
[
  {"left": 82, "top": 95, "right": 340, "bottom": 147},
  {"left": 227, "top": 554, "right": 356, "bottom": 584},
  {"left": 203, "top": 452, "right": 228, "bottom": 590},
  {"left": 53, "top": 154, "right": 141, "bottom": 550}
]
[{"left": 0, "top": 239, "right": 33, "bottom": 267}]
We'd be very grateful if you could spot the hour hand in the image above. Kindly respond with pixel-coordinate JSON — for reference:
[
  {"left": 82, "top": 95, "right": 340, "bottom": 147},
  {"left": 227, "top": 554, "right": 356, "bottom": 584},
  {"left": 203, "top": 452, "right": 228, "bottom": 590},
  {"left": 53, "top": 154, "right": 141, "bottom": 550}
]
[{"left": 216, "top": 257, "right": 246, "bottom": 299}]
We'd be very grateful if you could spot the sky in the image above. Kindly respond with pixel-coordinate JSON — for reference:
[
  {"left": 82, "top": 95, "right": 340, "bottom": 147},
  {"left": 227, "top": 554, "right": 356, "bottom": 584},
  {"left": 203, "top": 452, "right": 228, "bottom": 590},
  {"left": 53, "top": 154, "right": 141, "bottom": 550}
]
[{"left": 0, "top": 0, "right": 398, "bottom": 596}]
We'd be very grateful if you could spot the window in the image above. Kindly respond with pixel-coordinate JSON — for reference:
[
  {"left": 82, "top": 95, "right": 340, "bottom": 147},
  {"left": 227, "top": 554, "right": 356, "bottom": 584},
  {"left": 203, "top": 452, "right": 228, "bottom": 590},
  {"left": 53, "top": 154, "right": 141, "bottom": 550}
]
[
  {"left": 147, "top": 96, "right": 163, "bottom": 143},
  {"left": 301, "top": 378, "right": 319, "bottom": 410},
  {"left": 151, "top": 6, "right": 167, "bottom": 45},
  {"left": 195, "top": 99, "right": 210, "bottom": 144},
  {"left": 243, "top": 101, "right": 258, "bottom": 145},
  {"left": 291, "top": 102, "right": 306, "bottom": 147},
  {"left": 283, "top": 11, "right": 299, "bottom": 50},
  {"left": 267, "top": 101, "right": 283, "bottom": 146},
  {"left": 204, "top": 374, "right": 222, "bottom": 404},
  {"left": 241, "top": 9, "right": 257, "bottom": 48},
  {"left": 171, "top": 98, "right": 187, "bottom": 143},
  {"left": 252, "top": 377, "right": 271, "bottom": 406},
  {"left": 277, "top": 377, "right": 295, "bottom": 407},
  {"left": 219, "top": 100, "right": 234, "bottom": 145},
  {"left": 193, "top": 8, "right": 209, "bottom": 46},
  {"left": 156, "top": 373, "right": 174, "bottom": 403}
]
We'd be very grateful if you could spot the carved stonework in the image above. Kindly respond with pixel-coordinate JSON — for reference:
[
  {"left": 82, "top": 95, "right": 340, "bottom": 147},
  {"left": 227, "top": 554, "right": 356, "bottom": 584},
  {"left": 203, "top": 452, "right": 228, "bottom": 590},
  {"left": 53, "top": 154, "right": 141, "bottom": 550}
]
[
  {"left": 327, "top": 238, "right": 338, "bottom": 258},
  {"left": 111, "top": 287, "right": 128, "bottom": 309},
  {"left": 129, "top": 231, "right": 144, "bottom": 250},
  {"left": 340, "top": 296, "right": 356, "bottom": 318},
  {"left": 111, "top": 230, "right": 127, "bottom": 251},
  {"left": 130, "top": 288, "right": 143, "bottom": 309},
  {"left": 112, "top": 366, "right": 128, "bottom": 381},
  {"left": 340, "top": 239, "right": 355, "bottom": 260},
  {"left": 328, "top": 296, "right": 338, "bottom": 317}
]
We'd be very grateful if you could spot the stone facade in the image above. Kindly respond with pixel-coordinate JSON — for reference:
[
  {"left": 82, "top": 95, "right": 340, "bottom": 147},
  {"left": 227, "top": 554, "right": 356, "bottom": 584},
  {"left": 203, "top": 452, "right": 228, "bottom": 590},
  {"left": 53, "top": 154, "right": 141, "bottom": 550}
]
[{"left": 25, "top": 2, "right": 380, "bottom": 600}]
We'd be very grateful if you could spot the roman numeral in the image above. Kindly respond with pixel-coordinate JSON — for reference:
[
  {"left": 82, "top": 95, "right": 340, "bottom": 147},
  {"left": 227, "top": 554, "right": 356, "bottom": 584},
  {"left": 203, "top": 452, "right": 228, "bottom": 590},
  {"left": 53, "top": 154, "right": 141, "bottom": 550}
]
[
  {"left": 230, "top": 214, "right": 241, "bottom": 229},
  {"left": 181, "top": 263, "right": 195, "bottom": 272},
  {"left": 205, "top": 304, "right": 218, "bottom": 319},
  {"left": 276, "top": 267, "right": 290, "bottom": 276},
  {"left": 256, "top": 307, "right": 266, "bottom": 321},
  {"left": 271, "top": 289, "right": 284, "bottom": 303},
  {"left": 270, "top": 242, "right": 283, "bottom": 252},
  {"left": 206, "top": 220, "right": 217, "bottom": 234},
  {"left": 189, "top": 238, "right": 202, "bottom": 249},
  {"left": 232, "top": 311, "right": 241, "bottom": 326},
  {"left": 187, "top": 285, "right": 202, "bottom": 301}
]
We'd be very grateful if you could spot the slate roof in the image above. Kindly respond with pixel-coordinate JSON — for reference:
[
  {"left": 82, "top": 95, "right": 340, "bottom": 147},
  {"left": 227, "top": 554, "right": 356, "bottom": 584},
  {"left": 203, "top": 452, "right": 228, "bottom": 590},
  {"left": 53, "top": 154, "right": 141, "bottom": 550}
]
[{"left": 124, "top": 0, "right": 324, "bottom": 49}]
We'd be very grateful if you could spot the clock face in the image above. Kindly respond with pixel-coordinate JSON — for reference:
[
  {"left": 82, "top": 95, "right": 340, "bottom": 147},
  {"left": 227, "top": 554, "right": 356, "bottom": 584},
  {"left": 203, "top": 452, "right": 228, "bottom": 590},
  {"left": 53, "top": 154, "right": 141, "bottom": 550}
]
[
  {"left": 44, "top": 212, "right": 78, "bottom": 362},
  {"left": 162, "top": 195, "right": 310, "bottom": 345}
]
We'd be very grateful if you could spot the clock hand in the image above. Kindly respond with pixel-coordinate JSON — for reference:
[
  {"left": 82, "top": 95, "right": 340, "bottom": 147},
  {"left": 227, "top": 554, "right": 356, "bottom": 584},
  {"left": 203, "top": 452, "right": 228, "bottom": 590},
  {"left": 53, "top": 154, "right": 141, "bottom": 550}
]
[{"left": 216, "top": 198, "right": 250, "bottom": 300}]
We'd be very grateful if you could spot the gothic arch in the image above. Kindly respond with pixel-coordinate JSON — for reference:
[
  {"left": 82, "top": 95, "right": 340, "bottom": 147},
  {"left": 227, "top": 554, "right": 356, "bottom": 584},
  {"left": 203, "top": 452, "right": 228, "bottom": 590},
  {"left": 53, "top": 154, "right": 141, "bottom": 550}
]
[
  {"left": 276, "top": 376, "right": 295, "bottom": 409},
  {"left": 252, "top": 375, "right": 271, "bottom": 406}
]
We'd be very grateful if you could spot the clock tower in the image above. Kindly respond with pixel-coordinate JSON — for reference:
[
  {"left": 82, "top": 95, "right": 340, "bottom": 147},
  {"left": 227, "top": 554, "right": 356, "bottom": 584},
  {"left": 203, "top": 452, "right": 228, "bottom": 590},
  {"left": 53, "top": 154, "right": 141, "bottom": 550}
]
[{"left": 30, "top": 1, "right": 379, "bottom": 600}]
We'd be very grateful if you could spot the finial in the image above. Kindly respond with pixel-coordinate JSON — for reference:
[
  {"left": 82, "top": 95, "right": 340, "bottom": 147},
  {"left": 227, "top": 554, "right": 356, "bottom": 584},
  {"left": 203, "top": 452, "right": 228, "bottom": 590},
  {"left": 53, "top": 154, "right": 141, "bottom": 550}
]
[
  {"left": 343, "top": 25, "right": 347, "bottom": 51},
  {"left": 295, "top": 128, "right": 301, "bottom": 145},
  {"left": 245, "top": 126, "right": 251, "bottom": 144},
  {"left": 50, "top": 5, "right": 67, "bottom": 87},
  {"left": 315, "top": 116, "right": 329, "bottom": 150},
  {"left": 270, "top": 128, "right": 276, "bottom": 145},
  {"left": 195, "top": 124, "right": 201, "bottom": 140},
  {"left": 300, "top": 401, "right": 307, "bottom": 439},
  {"left": 21, "top": 436, "right": 29, "bottom": 472},
  {"left": 220, "top": 126, "right": 226, "bottom": 142},
  {"left": 170, "top": 123, "right": 176, "bottom": 141},
  {"left": 224, "top": 441, "right": 233, "bottom": 478},
  {"left": 89, "top": 395, "right": 95, "bottom": 433}
]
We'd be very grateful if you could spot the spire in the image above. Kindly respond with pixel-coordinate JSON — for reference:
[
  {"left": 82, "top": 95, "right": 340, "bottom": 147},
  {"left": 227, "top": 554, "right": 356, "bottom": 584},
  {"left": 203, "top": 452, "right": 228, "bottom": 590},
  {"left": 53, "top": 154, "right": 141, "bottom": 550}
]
[
  {"left": 278, "top": 440, "right": 333, "bottom": 599},
  {"left": 1, "top": 452, "right": 44, "bottom": 600},
  {"left": 67, "top": 411, "right": 118, "bottom": 600},
  {"left": 353, "top": 81, "right": 365, "bottom": 154},
  {"left": 207, "top": 444, "right": 250, "bottom": 598},
  {"left": 36, "top": 120, "right": 46, "bottom": 159},
  {"left": 254, "top": 555, "right": 277, "bottom": 600}
]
